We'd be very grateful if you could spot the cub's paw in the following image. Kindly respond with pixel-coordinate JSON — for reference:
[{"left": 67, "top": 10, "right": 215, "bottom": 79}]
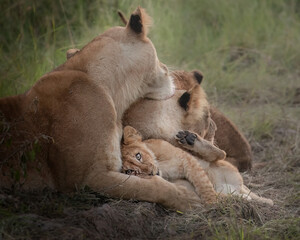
[
  {"left": 176, "top": 130, "right": 226, "bottom": 161},
  {"left": 176, "top": 130, "right": 198, "bottom": 146}
]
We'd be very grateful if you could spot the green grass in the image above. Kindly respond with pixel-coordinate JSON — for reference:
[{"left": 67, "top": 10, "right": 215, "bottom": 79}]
[
  {"left": 1, "top": 0, "right": 299, "bottom": 99},
  {"left": 0, "top": 0, "right": 300, "bottom": 239}
]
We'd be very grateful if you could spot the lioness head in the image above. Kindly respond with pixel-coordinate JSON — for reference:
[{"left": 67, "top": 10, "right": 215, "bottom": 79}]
[
  {"left": 121, "top": 126, "right": 160, "bottom": 177},
  {"left": 65, "top": 7, "right": 175, "bottom": 107}
]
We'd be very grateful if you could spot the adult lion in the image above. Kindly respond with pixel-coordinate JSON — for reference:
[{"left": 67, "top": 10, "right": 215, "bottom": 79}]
[{"left": 0, "top": 8, "right": 202, "bottom": 211}]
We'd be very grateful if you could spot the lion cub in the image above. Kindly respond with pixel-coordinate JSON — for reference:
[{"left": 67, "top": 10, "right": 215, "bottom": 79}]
[
  {"left": 121, "top": 126, "right": 221, "bottom": 204},
  {"left": 121, "top": 126, "right": 274, "bottom": 206}
]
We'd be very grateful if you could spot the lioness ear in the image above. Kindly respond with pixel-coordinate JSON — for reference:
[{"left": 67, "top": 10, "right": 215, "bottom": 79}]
[
  {"left": 178, "top": 85, "right": 206, "bottom": 111},
  {"left": 123, "top": 126, "right": 142, "bottom": 145},
  {"left": 192, "top": 70, "right": 203, "bottom": 84},
  {"left": 178, "top": 92, "right": 191, "bottom": 111},
  {"left": 127, "top": 7, "right": 152, "bottom": 38}
]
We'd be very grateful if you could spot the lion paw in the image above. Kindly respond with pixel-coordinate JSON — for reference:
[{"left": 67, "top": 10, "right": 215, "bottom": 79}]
[
  {"left": 176, "top": 130, "right": 198, "bottom": 146},
  {"left": 173, "top": 184, "right": 203, "bottom": 211}
]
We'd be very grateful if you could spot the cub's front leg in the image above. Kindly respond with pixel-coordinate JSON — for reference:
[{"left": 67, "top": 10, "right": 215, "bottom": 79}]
[
  {"left": 176, "top": 130, "right": 226, "bottom": 162},
  {"left": 145, "top": 140, "right": 218, "bottom": 205}
]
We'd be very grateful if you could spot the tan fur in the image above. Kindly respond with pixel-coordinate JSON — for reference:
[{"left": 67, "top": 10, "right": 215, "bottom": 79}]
[
  {"left": 121, "top": 127, "right": 160, "bottom": 177},
  {"left": 183, "top": 85, "right": 211, "bottom": 135},
  {"left": 0, "top": 8, "right": 203, "bottom": 211},
  {"left": 123, "top": 72, "right": 224, "bottom": 162},
  {"left": 122, "top": 126, "right": 218, "bottom": 204},
  {"left": 173, "top": 71, "right": 253, "bottom": 171},
  {"left": 210, "top": 106, "right": 253, "bottom": 171},
  {"left": 123, "top": 70, "right": 252, "bottom": 171},
  {"left": 172, "top": 70, "right": 203, "bottom": 90},
  {"left": 122, "top": 127, "right": 274, "bottom": 206},
  {"left": 178, "top": 134, "right": 273, "bottom": 205}
]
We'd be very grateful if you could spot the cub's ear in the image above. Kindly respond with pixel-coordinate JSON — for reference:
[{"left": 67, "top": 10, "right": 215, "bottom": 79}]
[
  {"left": 117, "top": 10, "right": 128, "bottom": 25},
  {"left": 178, "top": 92, "right": 191, "bottom": 111},
  {"left": 192, "top": 70, "right": 203, "bottom": 84},
  {"left": 127, "top": 7, "right": 152, "bottom": 38},
  {"left": 66, "top": 48, "right": 80, "bottom": 59},
  {"left": 123, "top": 126, "right": 142, "bottom": 145}
]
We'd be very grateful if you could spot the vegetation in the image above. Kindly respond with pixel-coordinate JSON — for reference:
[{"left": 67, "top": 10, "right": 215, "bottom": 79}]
[{"left": 1, "top": 0, "right": 299, "bottom": 239}]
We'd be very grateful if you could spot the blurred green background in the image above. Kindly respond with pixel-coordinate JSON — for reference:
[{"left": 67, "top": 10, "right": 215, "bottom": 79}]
[{"left": 0, "top": 0, "right": 299, "bottom": 139}]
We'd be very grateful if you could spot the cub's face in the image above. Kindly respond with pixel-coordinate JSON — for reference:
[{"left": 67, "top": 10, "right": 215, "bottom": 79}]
[{"left": 122, "top": 126, "right": 160, "bottom": 177}]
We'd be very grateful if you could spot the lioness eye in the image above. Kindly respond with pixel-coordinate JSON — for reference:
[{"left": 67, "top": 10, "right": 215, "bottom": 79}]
[{"left": 135, "top": 153, "right": 142, "bottom": 161}]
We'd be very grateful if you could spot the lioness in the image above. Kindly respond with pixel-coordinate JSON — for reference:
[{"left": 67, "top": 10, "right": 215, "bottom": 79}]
[
  {"left": 0, "top": 8, "right": 202, "bottom": 211},
  {"left": 121, "top": 126, "right": 274, "bottom": 206}
]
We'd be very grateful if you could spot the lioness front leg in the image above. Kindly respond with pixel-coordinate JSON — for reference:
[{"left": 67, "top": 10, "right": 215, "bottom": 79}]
[
  {"left": 84, "top": 170, "right": 202, "bottom": 211},
  {"left": 176, "top": 130, "right": 226, "bottom": 162}
]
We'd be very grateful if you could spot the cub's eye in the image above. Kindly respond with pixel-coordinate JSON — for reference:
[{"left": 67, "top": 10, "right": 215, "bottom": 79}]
[{"left": 135, "top": 153, "right": 142, "bottom": 161}]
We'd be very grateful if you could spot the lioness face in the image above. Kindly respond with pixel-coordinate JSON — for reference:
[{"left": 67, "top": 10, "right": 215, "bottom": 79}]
[{"left": 122, "top": 126, "right": 160, "bottom": 176}]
